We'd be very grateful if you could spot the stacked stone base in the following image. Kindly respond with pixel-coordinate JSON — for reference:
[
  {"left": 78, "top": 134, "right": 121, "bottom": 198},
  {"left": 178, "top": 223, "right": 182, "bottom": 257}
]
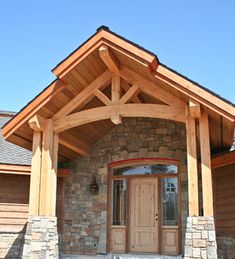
[
  {"left": 217, "top": 235, "right": 235, "bottom": 259},
  {"left": 0, "top": 232, "right": 25, "bottom": 258},
  {"left": 184, "top": 216, "right": 217, "bottom": 259},
  {"left": 22, "top": 215, "right": 59, "bottom": 259}
]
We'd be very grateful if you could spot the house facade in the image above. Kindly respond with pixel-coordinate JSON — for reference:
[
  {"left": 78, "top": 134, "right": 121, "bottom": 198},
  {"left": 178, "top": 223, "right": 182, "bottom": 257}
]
[{"left": 1, "top": 27, "right": 235, "bottom": 258}]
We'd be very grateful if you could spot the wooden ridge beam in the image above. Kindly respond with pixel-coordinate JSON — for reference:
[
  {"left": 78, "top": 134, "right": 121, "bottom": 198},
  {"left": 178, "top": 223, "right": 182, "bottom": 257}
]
[
  {"left": 52, "top": 70, "right": 112, "bottom": 120},
  {"left": 99, "top": 44, "right": 120, "bottom": 73},
  {"left": 53, "top": 28, "right": 158, "bottom": 78},
  {"left": 118, "top": 66, "right": 186, "bottom": 107},
  {"left": 53, "top": 104, "right": 185, "bottom": 133}
]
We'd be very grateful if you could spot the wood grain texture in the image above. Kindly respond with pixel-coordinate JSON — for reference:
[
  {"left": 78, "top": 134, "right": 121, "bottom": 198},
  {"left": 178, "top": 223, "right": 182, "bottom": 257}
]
[
  {"left": 199, "top": 110, "right": 214, "bottom": 216},
  {"left": 212, "top": 152, "right": 235, "bottom": 169},
  {"left": 53, "top": 104, "right": 185, "bottom": 133},
  {"left": 39, "top": 119, "right": 54, "bottom": 216},
  {"left": 118, "top": 66, "right": 186, "bottom": 107},
  {"left": 52, "top": 70, "right": 112, "bottom": 120},
  {"left": 129, "top": 178, "right": 158, "bottom": 253},
  {"left": 99, "top": 44, "right": 120, "bottom": 73},
  {"left": 213, "top": 164, "right": 235, "bottom": 235},
  {"left": 0, "top": 174, "right": 64, "bottom": 233},
  {"left": 186, "top": 105, "right": 199, "bottom": 216},
  {"left": 189, "top": 99, "right": 201, "bottom": 119},
  {"left": 29, "top": 131, "right": 42, "bottom": 215}
]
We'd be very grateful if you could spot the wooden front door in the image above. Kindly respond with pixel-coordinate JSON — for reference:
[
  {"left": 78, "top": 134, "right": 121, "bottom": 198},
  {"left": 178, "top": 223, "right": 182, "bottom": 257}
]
[{"left": 129, "top": 177, "right": 158, "bottom": 253}]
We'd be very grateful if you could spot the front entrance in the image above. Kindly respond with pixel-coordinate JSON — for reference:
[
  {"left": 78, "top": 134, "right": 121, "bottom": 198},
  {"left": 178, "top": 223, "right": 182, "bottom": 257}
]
[
  {"left": 108, "top": 159, "right": 180, "bottom": 255},
  {"left": 129, "top": 178, "right": 158, "bottom": 253}
]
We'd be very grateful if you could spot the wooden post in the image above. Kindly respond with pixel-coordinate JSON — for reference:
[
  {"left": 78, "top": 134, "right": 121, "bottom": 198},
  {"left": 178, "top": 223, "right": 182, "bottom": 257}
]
[
  {"left": 111, "top": 74, "right": 120, "bottom": 104},
  {"left": 111, "top": 74, "right": 122, "bottom": 124},
  {"left": 186, "top": 105, "right": 199, "bottom": 216},
  {"left": 29, "top": 131, "right": 42, "bottom": 215},
  {"left": 50, "top": 133, "right": 59, "bottom": 216},
  {"left": 28, "top": 116, "right": 59, "bottom": 217},
  {"left": 199, "top": 110, "right": 214, "bottom": 216},
  {"left": 39, "top": 119, "right": 55, "bottom": 216}
]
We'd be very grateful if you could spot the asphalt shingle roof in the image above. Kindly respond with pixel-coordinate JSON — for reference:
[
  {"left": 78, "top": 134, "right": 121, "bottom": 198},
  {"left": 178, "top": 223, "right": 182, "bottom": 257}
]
[{"left": 0, "top": 116, "right": 32, "bottom": 165}]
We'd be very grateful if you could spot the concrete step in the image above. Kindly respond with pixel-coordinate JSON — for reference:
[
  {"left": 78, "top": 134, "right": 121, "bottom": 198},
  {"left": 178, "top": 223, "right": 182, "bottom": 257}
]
[{"left": 61, "top": 254, "right": 182, "bottom": 259}]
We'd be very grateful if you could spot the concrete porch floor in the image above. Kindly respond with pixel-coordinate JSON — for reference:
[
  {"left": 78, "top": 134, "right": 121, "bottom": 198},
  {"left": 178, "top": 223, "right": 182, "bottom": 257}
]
[{"left": 61, "top": 254, "right": 182, "bottom": 259}]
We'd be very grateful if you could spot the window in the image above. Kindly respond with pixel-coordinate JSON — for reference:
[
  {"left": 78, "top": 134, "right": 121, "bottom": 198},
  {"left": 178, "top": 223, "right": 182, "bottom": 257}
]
[
  {"left": 162, "top": 178, "right": 178, "bottom": 226},
  {"left": 113, "top": 164, "right": 177, "bottom": 176},
  {"left": 112, "top": 179, "right": 126, "bottom": 225}
]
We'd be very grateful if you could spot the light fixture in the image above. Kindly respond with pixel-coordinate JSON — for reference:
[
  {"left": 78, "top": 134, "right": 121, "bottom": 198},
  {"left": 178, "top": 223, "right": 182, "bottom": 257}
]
[{"left": 89, "top": 176, "right": 99, "bottom": 195}]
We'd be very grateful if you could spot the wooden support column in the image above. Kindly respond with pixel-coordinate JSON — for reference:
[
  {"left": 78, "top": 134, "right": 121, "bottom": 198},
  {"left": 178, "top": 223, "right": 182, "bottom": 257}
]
[
  {"left": 29, "top": 115, "right": 59, "bottom": 216},
  {"left": 29, "top": 131, "right": 42, "bottom": 215},
  {"left": 186, "top": 105, "right": 199, "bottom": 216},
  {"left": 199, "top": 110, "right": 214, "bottom": 216},
  {"left": 39, "top": 119, "right": 55, "bottom": 216},
  {"left": 50, "top": 133, "right": 59, "bottom": 216}
]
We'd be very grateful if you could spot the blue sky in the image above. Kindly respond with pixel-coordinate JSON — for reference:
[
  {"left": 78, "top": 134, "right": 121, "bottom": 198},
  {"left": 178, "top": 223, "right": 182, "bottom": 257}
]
[{"left": 0, "top": 1, "right": 234, "bottom": 111}]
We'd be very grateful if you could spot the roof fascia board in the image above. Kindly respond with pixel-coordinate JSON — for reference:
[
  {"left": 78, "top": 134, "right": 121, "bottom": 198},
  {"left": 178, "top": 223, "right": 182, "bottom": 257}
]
[
  {"left": 211, "top": 151, "right": 235, "bottom": 169},
  {"left": 52, "top": 29, "right": 158, "bottom": 78},
  {"left": 2, "top": 79, "right": 66, "bottom": 140},
  {"left": 155, "top": 65, "right": 235, "bottom": 121}
]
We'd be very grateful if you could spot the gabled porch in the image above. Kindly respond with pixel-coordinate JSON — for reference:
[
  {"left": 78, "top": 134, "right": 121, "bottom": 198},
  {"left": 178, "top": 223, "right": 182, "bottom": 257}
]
[{"left": 2, "top": 26, "right": 235, "bottom": 259}]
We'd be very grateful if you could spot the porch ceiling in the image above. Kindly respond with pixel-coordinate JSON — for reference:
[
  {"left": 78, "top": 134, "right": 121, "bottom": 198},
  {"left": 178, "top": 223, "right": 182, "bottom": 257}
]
[{"left": 2, "top": 26, "right": 235, "bottom": 162}]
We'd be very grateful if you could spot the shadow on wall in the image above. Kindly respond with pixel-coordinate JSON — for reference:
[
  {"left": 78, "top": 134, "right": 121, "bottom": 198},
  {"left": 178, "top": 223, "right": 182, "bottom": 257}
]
[{"left": 4, "top": 225, "right": 26, "bottom": 259}]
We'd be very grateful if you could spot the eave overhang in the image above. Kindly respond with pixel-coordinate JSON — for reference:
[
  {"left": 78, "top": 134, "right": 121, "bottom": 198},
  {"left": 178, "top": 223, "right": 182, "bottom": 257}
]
[{"left": 2, "top": 26, "right": 235, "bottom": 160}]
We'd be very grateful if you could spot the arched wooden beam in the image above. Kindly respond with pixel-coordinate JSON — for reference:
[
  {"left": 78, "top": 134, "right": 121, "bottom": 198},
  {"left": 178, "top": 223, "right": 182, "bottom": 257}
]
[{"left": 53, "top": 104, "right": 185, "bottom": 133}]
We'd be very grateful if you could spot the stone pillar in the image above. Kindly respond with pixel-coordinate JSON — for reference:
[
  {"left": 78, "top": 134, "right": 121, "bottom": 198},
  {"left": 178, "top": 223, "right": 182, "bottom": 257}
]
[
  {"left": 184, "top": 216, "right": 217, "bottom": 259},
  {"left": 22, "top": 216, "right": 59, "bottom": 259},
  {"left": 217, "top": 235, "right": 235, "bottom": 258}
]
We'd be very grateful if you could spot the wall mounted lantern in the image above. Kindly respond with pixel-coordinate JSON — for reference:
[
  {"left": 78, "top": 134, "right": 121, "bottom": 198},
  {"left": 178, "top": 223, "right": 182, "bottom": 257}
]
[{"left": 89, "top": 176, "right": 99, "bottom": 195}]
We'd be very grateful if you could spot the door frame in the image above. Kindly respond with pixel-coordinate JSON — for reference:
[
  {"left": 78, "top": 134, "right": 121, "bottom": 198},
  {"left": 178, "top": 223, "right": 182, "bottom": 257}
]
[{"left": 107, "top": 158, "right": 182, "bottom": 255}]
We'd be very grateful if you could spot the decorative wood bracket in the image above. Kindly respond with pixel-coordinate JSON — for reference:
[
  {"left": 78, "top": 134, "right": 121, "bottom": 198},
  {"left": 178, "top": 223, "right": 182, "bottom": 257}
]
[
  {"left": 189, "top": 99, "right": 201, "bottom": 119},
  {"left": 29, "top": 115, "right": 46, "bottom": 132}
]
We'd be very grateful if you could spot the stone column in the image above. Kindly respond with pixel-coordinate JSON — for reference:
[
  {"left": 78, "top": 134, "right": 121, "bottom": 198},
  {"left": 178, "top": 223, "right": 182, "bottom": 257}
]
[
  {"left": 184, "top": 216, "right": 217, "bottom": 259},
  {"left": 22, "top": 216, "right": 59, "bottom": 259}
]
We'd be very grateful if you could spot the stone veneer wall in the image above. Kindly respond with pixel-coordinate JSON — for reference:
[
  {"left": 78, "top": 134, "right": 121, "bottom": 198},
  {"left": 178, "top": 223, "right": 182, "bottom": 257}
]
[
  {"left": 217, "top": 235, "right": 235, "bottom": 259},
  {"left": 22, "top": 216, "right": 59, "bottom": 259},
  {"left": 184, "top": 217, "right": 217, "bottom": 259},
  {"left": 61, "top": 118, "right": 188, "bottom": 255},
  {"left": 0, "top": 232, "right": 25, "bottom": 258}
]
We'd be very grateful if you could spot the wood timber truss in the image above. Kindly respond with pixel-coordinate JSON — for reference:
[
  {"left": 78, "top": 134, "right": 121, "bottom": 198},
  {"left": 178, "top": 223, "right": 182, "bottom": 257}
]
[{"left": 27, "top": 44, "right": 215, "bottom": 219}]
